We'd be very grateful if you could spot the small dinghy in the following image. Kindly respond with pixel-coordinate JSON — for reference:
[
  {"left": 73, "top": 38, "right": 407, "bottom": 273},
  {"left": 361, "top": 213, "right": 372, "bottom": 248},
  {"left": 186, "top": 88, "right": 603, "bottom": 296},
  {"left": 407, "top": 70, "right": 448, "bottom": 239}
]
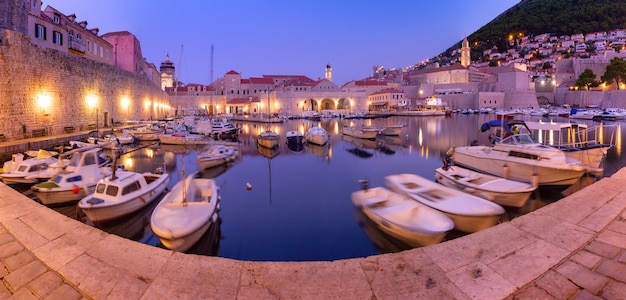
[
  {"left": 352, "top": 186, "right": 454, "bottom": 247},
  {"left": 384, "top": 173, "right": 505, "bottom": 233}
]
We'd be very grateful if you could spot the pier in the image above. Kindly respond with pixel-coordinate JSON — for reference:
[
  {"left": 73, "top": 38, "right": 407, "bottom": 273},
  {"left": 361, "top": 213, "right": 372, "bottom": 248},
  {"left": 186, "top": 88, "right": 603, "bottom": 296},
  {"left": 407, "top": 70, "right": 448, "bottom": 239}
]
[{"left": 1, "top": 167, "right": 625, "bottom": 298}]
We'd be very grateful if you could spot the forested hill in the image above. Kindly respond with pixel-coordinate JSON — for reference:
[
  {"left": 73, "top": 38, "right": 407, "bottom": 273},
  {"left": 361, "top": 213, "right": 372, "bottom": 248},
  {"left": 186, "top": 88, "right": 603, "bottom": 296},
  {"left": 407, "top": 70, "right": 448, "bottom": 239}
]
[{"left": 439, "top": 0, "right": 626, "bottom": 63}]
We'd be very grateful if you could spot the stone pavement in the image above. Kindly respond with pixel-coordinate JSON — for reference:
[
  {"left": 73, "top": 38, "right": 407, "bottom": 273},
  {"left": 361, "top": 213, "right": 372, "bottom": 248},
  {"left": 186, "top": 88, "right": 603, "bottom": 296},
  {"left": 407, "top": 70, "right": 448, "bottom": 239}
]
[{"left": 1, "top": 170, "right": 626, "bottom": 299}]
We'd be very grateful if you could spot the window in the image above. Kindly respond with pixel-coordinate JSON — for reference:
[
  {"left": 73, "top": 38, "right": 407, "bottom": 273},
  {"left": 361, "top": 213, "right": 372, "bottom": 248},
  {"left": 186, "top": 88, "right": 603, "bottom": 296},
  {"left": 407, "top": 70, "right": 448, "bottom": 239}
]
[
  {"left": 53, "top": 14, "right": 60, "bottom": 24},
  {"left": 105, "top": 185, "right": 119, "bottom": 196},
  {"left": 68, "top": 30, "right": 74, "bottom": 43},
  {"left": 33, "top": 0, "right": 37, "bottom": 7},
  {"left": 35, "top": 24, "right": 46, "bottom": 40},
  {"left": 121, "top": 181, "right": 141, "bottom": 195},
  {"left": 52, "top": 31, "right": 62, "bottom": 45},
  {"left": 76, "top": 34, "right": 82, "bottom": 44}
]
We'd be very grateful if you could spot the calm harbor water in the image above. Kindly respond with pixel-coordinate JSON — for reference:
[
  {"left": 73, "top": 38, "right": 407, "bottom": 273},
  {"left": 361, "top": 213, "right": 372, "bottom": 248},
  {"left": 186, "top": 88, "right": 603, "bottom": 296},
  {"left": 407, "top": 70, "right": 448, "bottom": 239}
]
[{"left": 17, "top": 113, "right": 626, "bottom": 261}]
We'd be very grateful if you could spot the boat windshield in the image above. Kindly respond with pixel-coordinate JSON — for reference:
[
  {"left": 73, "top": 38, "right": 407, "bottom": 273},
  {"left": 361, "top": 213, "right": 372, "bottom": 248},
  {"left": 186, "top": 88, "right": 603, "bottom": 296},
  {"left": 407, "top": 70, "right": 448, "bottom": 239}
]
[{"left": 500, "top": 134, "right": 538, "bottom": 145}]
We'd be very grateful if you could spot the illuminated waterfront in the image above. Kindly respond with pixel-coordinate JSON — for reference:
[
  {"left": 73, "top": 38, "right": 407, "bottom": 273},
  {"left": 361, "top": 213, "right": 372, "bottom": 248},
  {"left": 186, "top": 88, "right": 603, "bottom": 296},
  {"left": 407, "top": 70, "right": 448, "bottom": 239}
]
[{"left": 16, "top": 113, "right": 625, "bottom": 261}]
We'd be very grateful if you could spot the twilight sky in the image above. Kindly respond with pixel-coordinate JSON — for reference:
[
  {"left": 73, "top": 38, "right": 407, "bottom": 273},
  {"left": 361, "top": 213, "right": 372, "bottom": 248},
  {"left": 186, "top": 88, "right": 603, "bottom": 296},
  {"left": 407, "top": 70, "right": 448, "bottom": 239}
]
[{"left": 44, "top": 0, "right": 519, "bottom": 85}]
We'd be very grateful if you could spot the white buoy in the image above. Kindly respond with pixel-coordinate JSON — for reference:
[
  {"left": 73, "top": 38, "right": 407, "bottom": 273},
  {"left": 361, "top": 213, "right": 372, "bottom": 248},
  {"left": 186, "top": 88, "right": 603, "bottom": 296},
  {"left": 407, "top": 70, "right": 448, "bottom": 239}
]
[{"left": 246, "top": 182, "right": 252, "bottom": 190}]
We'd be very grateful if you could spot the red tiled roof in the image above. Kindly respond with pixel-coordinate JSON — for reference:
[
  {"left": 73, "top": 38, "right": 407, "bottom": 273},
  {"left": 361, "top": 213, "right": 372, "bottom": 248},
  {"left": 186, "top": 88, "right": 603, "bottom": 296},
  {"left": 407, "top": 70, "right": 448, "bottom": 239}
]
[{"left": 249, "top": 77, "right": 274, "bottom": 84}]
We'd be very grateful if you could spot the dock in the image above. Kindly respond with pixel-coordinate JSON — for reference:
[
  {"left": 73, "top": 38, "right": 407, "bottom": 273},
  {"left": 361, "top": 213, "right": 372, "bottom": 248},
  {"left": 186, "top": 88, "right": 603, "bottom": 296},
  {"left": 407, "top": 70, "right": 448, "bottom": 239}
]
[{"left": 1, "top": 168, "right": 625, "bottom": 298}]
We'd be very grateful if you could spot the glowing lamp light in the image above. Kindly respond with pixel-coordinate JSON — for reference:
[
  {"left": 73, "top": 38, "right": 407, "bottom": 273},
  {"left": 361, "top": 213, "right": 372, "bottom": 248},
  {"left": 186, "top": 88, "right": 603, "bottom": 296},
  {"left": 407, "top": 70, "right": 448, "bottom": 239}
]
[
  {"left": 37, "top": 93, "right": 51, "bottom": 112},
  {"left": 86, "top": 95, "right": 98, "bottom": 108},
  {"left": 121, "top": 97, "right": 130, "bottom": 109},
  {"left": 144, "top": 100, "right": 152, "bottom": 108}
]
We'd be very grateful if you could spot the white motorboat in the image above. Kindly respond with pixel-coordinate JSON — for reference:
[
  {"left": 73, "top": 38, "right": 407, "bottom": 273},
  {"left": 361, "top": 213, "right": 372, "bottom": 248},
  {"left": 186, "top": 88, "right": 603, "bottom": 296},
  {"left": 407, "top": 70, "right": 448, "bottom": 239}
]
[
  {"left": 151, "top": 171, "right": 220, "bottom": 252},
  {"left": 257, "top": 130, "right": 280, "bottom": 149},
  {"left": 434, "top": 165, "right": 536, "bottom": 209},
  {"left": 196, "top": 144, "right": 239, "bottom": 170},
  {"left": 128, "top": 124, "right": 162, "bottom": 141},
  {"left": 450, "top": 133, "right": 592, "bottom": 186},
  {"left": 211, "top": 118, "right": 238, "bottom": 135},
  {"left": 159, "top": 132, "right": 206, "bottom": 145},
  {"left": 78, "top": 169, "right": 170, "bottom": 224},
  {"left": 384, "top": 173, "right": 505, "bottom": 233},
  {"left": 351, "top": 186, "right": 454, "bottom": 247},
  {"left": 379, "top": 124, "right": 406, "bottom": 136},
  {"left": 0, "top": 150, "right": 58, "bottom": 185},
  {"left": 286, "top": 130, "right": 304, "bottom": 145},
  {"left": 523, "top": 120, "right": 614, "bottom": 169},
  {"left": 304, "top": 126, "right": 330, "bottom": 146},
  {"left": 342, "top": 125, "right": 379, "bottom": 140},
  {"left": 31, "top": 148, "right": 112, "bottom": 206}
]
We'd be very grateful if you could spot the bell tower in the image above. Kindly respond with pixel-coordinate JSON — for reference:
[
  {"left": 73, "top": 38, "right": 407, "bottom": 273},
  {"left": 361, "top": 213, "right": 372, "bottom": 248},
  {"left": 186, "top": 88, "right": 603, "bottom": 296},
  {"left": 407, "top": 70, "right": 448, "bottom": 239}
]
[
  {"left": 461, "top": 37, "right": 470, "bottom": 67},
  {"left": 160, "top": 53, "right": 175, "bottom": 90},
  {"left": 325, "top": 63, "right": 332, "bottom": 81}
]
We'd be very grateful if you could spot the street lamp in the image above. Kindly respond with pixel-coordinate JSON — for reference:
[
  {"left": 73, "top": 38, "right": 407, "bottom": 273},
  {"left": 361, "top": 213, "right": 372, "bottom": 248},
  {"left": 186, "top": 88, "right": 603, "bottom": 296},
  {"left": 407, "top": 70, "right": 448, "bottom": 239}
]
[{"left": 87, "top": 94, "right": 98, "bottom": 136}]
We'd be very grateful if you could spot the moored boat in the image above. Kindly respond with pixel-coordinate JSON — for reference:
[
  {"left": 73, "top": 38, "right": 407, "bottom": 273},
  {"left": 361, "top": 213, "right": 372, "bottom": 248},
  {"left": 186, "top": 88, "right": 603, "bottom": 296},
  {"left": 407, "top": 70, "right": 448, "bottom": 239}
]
[
  {"left": 434, "top": 165, "right": 536, "bottom": 209},
  {"left": 78, "top": 169, "right": 170, "bottom": 224},
  {"left": 351, "top": 186, "right": 454, "bottom": 247},
  {"left": 196, "top": 144, "right": 239, "bottom": 170},
  {"left": 286, "top": 130, "right": 304, "bottom": 145},
  {"left": 257, "top": 130, "right": 280, "bottom": 149},
  {"left": 304, "top": 126, "right": 330, "bottom": 146},
  {"left": 159, "top": 132, "right": 206, "bottom": 145},
  {"left": 384, "top": 173, "right": 505, "bottom": 233},
  {"left": 0, "top": 150, "right": 58, "bottom": 185},
  {"left": 151, "top": 171, "right": 220, "bottom": 252},
  {"left": 379, "top": 124, "right": 406, "bottom": 136},
  {"left": 342, "top": 125, "right": 379, "bottom": 140},
  {"left": 31, "top": 148, "right": 112, "bottom": 206},
  {"left": 450, "top": 133, "right": 592, "bottom": 186}
]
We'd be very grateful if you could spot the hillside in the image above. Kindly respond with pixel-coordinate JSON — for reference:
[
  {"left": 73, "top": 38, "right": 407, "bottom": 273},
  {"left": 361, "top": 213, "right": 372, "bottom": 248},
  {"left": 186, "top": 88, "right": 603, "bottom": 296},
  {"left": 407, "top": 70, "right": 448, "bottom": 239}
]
[{"left": 437, "top": 0, "right": 626, "bottom": 64}]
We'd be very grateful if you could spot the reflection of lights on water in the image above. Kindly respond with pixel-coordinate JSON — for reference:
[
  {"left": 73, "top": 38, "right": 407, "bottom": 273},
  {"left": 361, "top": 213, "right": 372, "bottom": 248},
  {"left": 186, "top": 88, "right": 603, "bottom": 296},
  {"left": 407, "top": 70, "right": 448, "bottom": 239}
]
[
  {"left": 418, "top": 128, "right": 423, "bottom": 146},
  {"left": 333, "top": 122, "right": 340, "bottom": 134},
  {"left": 146, "top": 148, "right": 154, "bottom": 159},
  {"left": 124, "top": 157, "right": 133, "bottom": 168},
  {"left": 617, "top": 124, "right": 622, "bottom": 156}
]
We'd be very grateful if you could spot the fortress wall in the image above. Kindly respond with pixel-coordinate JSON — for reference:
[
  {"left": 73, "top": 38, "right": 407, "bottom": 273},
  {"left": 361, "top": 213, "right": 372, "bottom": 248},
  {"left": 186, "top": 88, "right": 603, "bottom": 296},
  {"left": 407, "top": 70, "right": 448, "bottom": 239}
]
[{"left": 0, "top": 30, "right": 169, "bottom": 141}]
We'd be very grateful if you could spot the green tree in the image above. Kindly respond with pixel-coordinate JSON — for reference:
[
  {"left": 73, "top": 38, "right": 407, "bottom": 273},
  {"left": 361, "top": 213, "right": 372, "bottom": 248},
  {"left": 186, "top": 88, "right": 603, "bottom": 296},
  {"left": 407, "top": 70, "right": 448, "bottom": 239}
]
[
  {"left": 601, "top": 57, "right": 626, "bottom": 89},
  {"left": 575, "top": 68, "right": 600, "bottom": 90}
]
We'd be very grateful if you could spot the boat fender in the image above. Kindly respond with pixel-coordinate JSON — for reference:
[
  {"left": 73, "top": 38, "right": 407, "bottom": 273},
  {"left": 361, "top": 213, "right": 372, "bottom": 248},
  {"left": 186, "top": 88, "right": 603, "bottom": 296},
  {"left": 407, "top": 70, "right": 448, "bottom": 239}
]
[
  {"left": 503, "top": 165, "right": 509, "bottom": 179},
  {"left": 72, "top": 185, "right": 80, "bottom": 194},
  {"left": 464, "top": 187, "right": 476, "bottom": 193},
  {"left": 531, "top": 173, "right": 539, "bottom": 188},
  {"left": 246, "top": 182, "right": 252, "bottom": 190}
]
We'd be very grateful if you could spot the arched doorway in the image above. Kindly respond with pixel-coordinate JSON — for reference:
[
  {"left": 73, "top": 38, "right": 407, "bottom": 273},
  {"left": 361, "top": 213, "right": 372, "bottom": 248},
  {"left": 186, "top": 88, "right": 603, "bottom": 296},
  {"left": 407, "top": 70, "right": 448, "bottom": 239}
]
[
  {"left": 303, "top": 99, "right": 318, "bottom": 111},
  {"left": 337, "top": 98, "right": 350, "bottom": 110},
  {"left": 320, "top": 98, "right": 335, "bottom": 111}
]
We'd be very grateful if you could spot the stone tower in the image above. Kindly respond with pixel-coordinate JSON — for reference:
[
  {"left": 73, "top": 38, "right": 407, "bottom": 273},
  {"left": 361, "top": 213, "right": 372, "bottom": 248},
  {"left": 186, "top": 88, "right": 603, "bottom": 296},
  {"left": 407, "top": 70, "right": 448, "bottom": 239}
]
[
  {"left": 160, "top": 53, "right": 175, "bottom": 90},
  {"left": 325, "top": 63, "right": 332, "bottom": 81},
  {"left": 461, "top": 37, "right": 470, "bottom": 67}
]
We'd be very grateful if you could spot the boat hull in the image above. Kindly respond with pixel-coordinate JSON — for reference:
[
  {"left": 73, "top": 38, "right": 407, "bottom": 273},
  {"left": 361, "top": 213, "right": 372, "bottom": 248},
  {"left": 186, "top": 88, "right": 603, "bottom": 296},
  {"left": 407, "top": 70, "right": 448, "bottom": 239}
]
[
  {"left": 451, "top": 146, "right": 587, "bottom": 186},
  {"left": 258, "top": 136, "right": 280, "bottom": 149},
  {"left": 342, "top": 126, "right": 378, "bottom": 140},
  {"left": 32, "top": 184, "right": 95, "bottom": 206}
]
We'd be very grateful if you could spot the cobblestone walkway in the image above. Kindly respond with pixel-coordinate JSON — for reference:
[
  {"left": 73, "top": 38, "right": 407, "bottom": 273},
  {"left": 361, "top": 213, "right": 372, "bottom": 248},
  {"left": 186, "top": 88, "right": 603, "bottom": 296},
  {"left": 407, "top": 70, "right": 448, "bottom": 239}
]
[{"left": 0, "top": 224, "right": 87, "bottom": 299}]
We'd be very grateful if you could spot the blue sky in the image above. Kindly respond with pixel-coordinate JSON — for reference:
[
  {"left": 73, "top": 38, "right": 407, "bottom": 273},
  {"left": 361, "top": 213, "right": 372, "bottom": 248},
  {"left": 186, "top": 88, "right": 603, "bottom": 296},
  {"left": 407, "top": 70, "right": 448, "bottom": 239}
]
[{"left": 44, "top": 0, "right": 520, "bottom": 85}]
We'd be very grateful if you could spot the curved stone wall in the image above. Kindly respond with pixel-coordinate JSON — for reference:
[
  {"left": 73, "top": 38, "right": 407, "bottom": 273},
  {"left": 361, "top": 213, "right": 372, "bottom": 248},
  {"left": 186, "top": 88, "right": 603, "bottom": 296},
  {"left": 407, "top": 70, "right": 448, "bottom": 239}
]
[{"left": 2, "top": 169, "right": 626, "bottom": 298}]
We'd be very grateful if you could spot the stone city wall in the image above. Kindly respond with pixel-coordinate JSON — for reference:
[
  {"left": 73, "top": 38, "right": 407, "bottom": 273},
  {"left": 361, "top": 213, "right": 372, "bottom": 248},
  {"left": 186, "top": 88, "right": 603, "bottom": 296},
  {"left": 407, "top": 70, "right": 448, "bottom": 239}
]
[{"left": 0, "top": 30, "right": 169, "bottom": 141}]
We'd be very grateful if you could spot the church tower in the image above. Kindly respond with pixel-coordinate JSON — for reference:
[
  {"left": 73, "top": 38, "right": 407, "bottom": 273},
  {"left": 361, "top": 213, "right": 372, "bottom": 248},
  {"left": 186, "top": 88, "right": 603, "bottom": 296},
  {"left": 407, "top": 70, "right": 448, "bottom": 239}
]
[
  {"left": 325, "top": 64, "right": 332, "bottom": 81},
  {"left": 461, "top": 37, "right": 470, "bottom": 67},
  {"left": 159, "top": 53, "right": 175, "bottom": 90}
]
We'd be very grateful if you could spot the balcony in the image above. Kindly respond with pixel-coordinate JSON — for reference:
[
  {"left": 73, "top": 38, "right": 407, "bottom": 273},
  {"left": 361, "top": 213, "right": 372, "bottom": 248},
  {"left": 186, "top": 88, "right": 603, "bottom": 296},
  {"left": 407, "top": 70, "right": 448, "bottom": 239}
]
[{"left": 68, "top": 40, "right": 85, "bottom": 54}]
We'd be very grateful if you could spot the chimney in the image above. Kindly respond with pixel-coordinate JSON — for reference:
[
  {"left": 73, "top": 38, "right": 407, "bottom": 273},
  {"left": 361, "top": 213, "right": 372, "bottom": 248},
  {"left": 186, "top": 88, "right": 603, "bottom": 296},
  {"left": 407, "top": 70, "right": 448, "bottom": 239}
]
[
  {"left": 90, "top": 28, "right": 99, "bottom": 35},
  {"left": 67, "top": 14, "right": 76, "bottom": 22}
]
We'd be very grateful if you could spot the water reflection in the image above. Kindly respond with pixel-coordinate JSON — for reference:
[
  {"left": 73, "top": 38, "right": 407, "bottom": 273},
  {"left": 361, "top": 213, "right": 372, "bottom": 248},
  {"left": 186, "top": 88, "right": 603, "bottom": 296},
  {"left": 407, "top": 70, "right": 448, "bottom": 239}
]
[{"left": 15, "top": 114, "right": 626, "bottom": 261}]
